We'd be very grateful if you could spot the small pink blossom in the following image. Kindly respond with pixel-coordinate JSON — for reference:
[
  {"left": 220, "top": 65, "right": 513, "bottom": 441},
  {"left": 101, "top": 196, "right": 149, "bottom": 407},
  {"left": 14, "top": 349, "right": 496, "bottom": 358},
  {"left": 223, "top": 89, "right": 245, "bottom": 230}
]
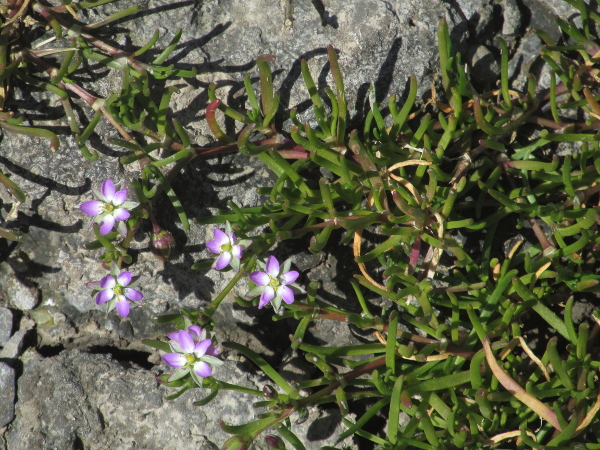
[
  {"left": 248, "top": 256, "right": 304, "bottom": 312},
  {"left": 206, "top": 222, "right": 249, "bottom": 271},
  {"left": 161, "top": 326, "right": 223, "bottom": 385},
  {"left": 80, "top": 178, "right": 138, "bottom": 236},
  {"left": 87, "top": 262, "right": 143, "bottom": 317}
]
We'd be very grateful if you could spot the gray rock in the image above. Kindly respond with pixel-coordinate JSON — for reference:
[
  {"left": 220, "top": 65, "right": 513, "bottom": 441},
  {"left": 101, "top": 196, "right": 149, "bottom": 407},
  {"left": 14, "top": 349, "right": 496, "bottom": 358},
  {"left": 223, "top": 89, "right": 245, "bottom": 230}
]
[
  {"left": 523, "top": 0, "right": 580, "bottom": 41},
  {"left": 6, "top": 350, "right": 353, "bottom": 450},
  {"left": 0, "top": 307, "right": 13, "bottom": 347},
  {"left": 470, "top": 45, "right": 500, "bottom": 89},
  {"left": 0, "top": 331, "right": 26, "bottom": 360},
  {"left": 0, "top": 362, "right": 16, "bottom": 427},
  {"left": 0, "top": 266, "right": 40, "bottom": 312},
  {"left": 501, "top": 0, "right": 523, "bottom": 38}
]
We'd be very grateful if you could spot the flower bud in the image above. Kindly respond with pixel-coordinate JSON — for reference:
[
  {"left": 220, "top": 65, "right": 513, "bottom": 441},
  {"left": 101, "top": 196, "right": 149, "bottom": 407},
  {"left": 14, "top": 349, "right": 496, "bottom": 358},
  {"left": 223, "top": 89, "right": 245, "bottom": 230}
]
[
  {"left": 220, "top": 433, "right": 250, "bottom": 450},
  {"left": 263, "top": 384, "right": 276, "bottom": 399},
  {"left": 265, "top": 435, "right": 286, "bottom": 450},
  {"left": 295, "top": 406, "right": 309, "bottom": 424},
  {"left": 151, "top": 228, "right": 175, "bottom": 261}
]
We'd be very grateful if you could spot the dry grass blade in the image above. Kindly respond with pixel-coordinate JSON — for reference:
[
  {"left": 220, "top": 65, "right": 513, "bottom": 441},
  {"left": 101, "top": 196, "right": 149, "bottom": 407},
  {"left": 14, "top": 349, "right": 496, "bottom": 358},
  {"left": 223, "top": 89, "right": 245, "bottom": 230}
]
[{"left": 483, "top": 338, "right": 561, "bottom": 431}]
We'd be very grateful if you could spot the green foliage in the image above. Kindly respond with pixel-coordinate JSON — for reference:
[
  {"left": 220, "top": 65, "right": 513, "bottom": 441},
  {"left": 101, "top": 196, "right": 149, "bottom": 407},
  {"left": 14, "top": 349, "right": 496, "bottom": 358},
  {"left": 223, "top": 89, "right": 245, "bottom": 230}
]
[{"left": 188, "top": 6, "right": 600, "bottom": 448}]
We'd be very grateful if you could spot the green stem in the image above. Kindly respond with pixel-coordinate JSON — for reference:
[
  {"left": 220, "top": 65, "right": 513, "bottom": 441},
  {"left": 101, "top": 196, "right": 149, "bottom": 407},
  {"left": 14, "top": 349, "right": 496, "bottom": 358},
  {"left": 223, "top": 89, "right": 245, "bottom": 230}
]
[
  {"left": 204, "top": 257, "right": 257, "bottom": 318},
  {"left": 216, "top": 381, "right": 265, "bottom": 397},
  {"left": 297, "top": 356, "right": 386, "bottom": 408}
]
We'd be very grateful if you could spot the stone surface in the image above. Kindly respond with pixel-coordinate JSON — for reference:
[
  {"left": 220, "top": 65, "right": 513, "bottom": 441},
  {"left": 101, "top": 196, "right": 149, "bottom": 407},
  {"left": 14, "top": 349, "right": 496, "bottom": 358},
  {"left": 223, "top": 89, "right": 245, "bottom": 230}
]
[
  {"left": 0, "top": 362, "right": 15, "bottom": 427},
  {"left": 0, "top": 331, "right": 26, "bottom": 360},
  {"left": 0, "top": 307, "right": 13, "bottom": 347},
  {"left": 5, "top": 350, "right": 351, "bottom": 450},
  {"left": 501, "top": 0, "right": 524, "bottom": 38},
  {"left": 470, "top": 45, "right": 500, "bottom": 89},
  {"left": 0, "top": 265, "right": 40, "bottom": 311}
]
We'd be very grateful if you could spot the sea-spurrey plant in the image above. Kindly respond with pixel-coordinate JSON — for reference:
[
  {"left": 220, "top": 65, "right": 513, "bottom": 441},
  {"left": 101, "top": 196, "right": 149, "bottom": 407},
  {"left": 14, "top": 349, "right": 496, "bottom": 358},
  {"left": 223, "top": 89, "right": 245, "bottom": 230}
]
[{"left": 5, "top": 0, "right": 600, "bottom": 448}]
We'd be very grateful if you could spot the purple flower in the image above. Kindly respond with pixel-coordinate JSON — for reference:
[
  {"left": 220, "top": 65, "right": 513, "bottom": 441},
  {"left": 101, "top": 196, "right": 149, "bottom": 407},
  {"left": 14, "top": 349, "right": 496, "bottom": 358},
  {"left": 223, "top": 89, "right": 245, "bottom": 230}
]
[
  {"left": 161, "top": 325, "right": 223, "bottom": 384},
  {"left": 206, "top": 222, "right": 248, "bottom": 271},
  {"left": 87, "top": 262, "right": 143, "bottom": 317},
  {"left": 80, "top": 178, "right": 138, "bottom": 237},
  {"left": 248, "top": 256, "right": 304, "bottom": 311}
]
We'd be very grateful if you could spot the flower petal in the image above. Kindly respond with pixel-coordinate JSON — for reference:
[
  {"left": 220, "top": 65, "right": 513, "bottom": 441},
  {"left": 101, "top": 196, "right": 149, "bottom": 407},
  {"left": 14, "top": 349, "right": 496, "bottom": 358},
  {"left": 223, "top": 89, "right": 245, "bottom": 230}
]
[
  {"left": 193, "top": 361, "right": 213, "bottom": 378},
  {"left": 265, "top": 256, "right": 280, "bottom": 277},
  {"left": 115, "top": 296, "right": 130, "bottom": 317},
  {"left": 178, "top": 330, "right": 195, "bottom": 353},
  {"left": 206, "top": 239, "right": 222, "bottom": 254},
  {"left": 280, "top": 270, "right": 299, "bottom": 285},
  {"left": 167, "top": 332, "right": 180, "bottom": 341},
  {"left": 232, "top": 245, "right": 243, "bottom": 259},
  {"left": 213, "top": 228, "right": 229, "bottom": 246},
  {"left": 162, "top": 353, "right": 186, "bottom": 368},
  {"left": 112, "top": 208, "right": 131, "bottom": 221},
  {"left": 228, "top": 231, "right": 236, "bottom": 244},
  {"left": 206, "top": 344, "right": 218, "bottom": 357},
  {"left": 214, "top": 252, "right": 232, "bottom": 270},
  {"left": 258, "top": 286, "right": 275, "bottom": 308},
  {"left": 96, "top": 289, "right": 114, "bottom": 305},
  {"left": 117, "top": 271, "right": 132, "bottom": 286},
  {"left": 193, "top": 339, "right": 213, "bottom": 358},
  {"left": 188, "top": 326, "right": 203, "bottom": 341},
  {"left": 99, "top": 214, "right": 116, "bottom": 235},
  {"left": 99, "top": 275, "right": 116, "bottom": 290},
  {"left": 279, "top": 285, "right": 295, "bottom": 305},
  {"left": 124, "top": 288, "right": 143, "bottom": 302},
  {"left": 250, "top": 271, "right": 270, "bottom": 286},
  {"left": 112, "top": 189, "right": 127, "bottom": 206},
  {"left": 80, "top": 200, "right": 104, "bottom": 216},
  {"left": 101, "top": 179, "right": 116, "bottom": 202}
]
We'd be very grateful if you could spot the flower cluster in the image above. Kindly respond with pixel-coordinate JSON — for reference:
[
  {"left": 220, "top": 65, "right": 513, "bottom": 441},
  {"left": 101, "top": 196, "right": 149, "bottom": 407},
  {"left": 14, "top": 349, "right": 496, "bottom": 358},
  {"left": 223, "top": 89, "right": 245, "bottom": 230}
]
[
  {"left": 87, "top": 262, "right": 143, "bottom": 317},
  {"left": 80, "top": 178, "right": 138, "bottom": 237},
  {"left": 161, "top": 325, "right": 223, "bottom": 385}
]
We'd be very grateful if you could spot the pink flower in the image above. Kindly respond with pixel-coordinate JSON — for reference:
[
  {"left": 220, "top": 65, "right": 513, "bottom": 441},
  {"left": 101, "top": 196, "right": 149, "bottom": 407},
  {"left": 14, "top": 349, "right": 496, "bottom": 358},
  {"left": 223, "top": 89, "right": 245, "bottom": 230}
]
[
  {"left": 80, "top": 178, "right": 138, "bottom": 236},
  {"left": 161, "top": 326, "right": 223, "bottom": 385},
  {"left": 87, "top": 262, "right": 143, "bottom": 317},
  {"left": 248, "top": 256, "right": 303, "bottom": 311},
  {"left": 206, "top": 222, "right": 249, "bottom": 271}
]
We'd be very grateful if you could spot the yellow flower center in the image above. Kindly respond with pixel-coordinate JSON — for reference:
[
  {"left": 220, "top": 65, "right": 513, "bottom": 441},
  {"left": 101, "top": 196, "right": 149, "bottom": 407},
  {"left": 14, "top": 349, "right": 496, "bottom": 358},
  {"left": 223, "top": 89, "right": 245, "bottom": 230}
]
[{"left": 269, "top": 276, "right": 280, "bottom": 289}]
